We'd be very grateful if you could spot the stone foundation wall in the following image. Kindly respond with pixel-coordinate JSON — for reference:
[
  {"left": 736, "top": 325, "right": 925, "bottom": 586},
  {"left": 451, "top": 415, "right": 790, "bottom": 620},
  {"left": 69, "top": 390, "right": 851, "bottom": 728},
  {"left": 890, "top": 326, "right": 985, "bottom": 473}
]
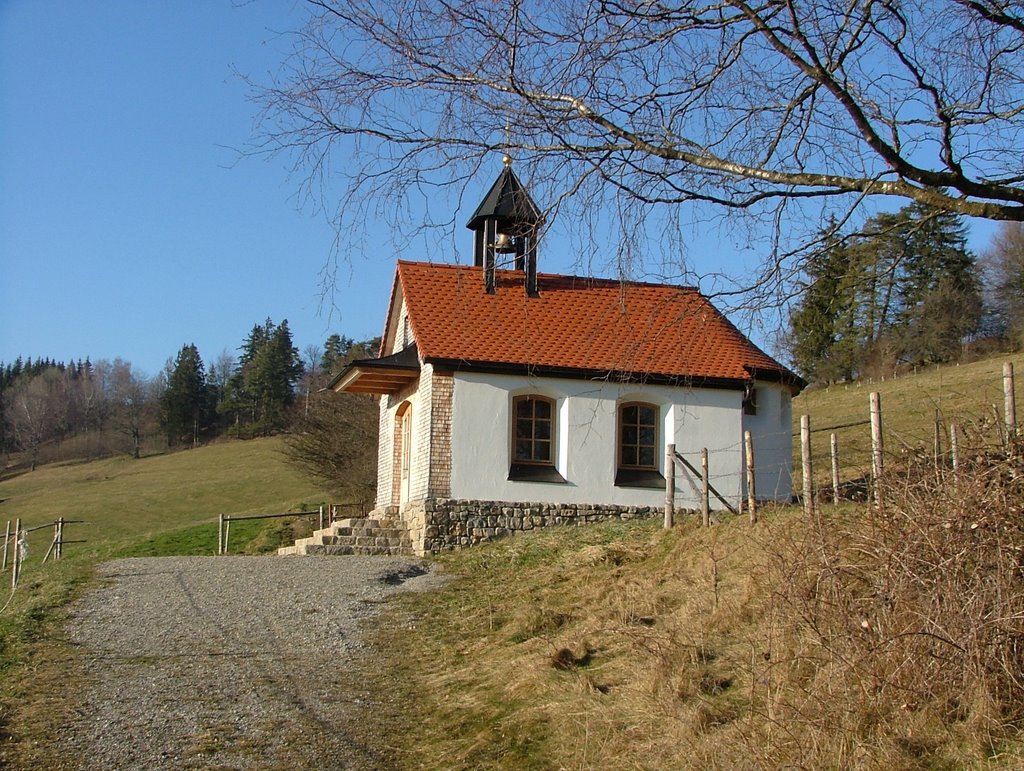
[{"left": 401, "top": 498, "right": 660, "bottom": 555}]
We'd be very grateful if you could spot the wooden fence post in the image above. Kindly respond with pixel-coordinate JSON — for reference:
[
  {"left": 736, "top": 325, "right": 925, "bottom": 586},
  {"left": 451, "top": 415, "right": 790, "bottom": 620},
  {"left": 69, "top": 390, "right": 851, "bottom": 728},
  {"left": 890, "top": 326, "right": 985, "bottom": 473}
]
[
  {"left": 2, "top": 520, "right": 9, "bottom": 571},
  {"left": 318, "top": 505, "right": 324, "bottom": 531},
  {"left": 949, "top": 422, "right": 960, "bottom": 474},
  {"left": 870, "top": 392, "right": 884, "bottom": 508},
  {"left": 830, "top": 432, "right": 841, "bottom": 503},
  {"left": 223, "top": 516, "right": 230, "bottom": 555},
  {"left": 57, "top": 517, "right": 64, "bottom": 560},
  {"left": 217, "top": 513, "right": 224, "bottom": 556},
  {"left": 801, "top": 415, "right": 814, "bottom": 517},
  {"left": 701, "top": 448, "right": 710, "bottom": 528},
  {"left": 664, "top": 443, "right": 675, "bottom": 529},
  {"left": 1005, "top": 361, "right": 1017, "bottom": 440},
  {"left": 744, "top": 431, "right": 757, "bottom": 525},
  {"left": 11, "top": 518, "right": 20, "bottom": 589}
]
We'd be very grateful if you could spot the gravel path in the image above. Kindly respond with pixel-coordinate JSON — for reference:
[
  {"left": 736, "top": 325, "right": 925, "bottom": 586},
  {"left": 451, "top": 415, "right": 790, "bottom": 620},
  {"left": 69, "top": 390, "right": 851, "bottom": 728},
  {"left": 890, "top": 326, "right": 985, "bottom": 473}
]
[{"left": 52, "top": 555, "right": 446, "bottom": 770}]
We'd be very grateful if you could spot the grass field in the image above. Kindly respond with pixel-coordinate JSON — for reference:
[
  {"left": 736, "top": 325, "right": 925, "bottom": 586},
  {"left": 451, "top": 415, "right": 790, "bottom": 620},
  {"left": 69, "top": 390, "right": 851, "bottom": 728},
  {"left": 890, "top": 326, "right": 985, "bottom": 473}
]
[{"left": 0, "top": 436, "right": 332, "bottom": 559}]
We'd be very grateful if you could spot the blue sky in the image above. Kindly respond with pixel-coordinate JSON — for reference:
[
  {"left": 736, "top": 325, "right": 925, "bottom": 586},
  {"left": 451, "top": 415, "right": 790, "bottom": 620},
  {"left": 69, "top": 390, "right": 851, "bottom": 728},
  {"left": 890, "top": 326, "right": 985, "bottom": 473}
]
[
  {"left": 0, "top": 1, "right": 400, "bottom": 377},
  {"left": 0, "top": 1, "right": 1000, "bottom": 378}
]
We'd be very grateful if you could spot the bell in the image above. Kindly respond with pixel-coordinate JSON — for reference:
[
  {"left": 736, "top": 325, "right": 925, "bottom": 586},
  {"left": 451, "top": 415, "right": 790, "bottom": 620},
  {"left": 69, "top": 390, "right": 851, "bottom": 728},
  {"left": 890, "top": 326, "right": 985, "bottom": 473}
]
[{"left": 494, "top": 232, "right": 517, "bottom": 253}]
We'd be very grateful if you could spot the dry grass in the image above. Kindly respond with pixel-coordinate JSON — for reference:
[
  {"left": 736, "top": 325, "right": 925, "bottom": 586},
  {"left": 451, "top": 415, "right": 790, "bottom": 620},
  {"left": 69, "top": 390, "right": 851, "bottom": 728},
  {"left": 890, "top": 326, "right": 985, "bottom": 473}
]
[
  {"left": 793, "top": 351, "right": 1024, "bottom": 487},
  {"left": 371, "top": 441, "right": 1024, "bottom": 769}
]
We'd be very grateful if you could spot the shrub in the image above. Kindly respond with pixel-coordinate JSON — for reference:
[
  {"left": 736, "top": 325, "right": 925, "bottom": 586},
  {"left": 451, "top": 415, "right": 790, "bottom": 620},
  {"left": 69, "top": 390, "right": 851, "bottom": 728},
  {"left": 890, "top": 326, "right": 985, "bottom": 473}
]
[{"left": 758, "top": 437, "right": 1024, "bottom": 765}]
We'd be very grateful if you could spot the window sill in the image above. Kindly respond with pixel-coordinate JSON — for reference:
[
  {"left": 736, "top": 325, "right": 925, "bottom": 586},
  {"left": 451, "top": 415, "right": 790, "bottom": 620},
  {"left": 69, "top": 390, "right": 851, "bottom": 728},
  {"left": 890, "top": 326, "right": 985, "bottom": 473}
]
[
  {"left": 614, "top": 468, "right": 665, "bottom": 489},
  {"left": 508, "top": 463, "right": 568, "bottom": 484}
]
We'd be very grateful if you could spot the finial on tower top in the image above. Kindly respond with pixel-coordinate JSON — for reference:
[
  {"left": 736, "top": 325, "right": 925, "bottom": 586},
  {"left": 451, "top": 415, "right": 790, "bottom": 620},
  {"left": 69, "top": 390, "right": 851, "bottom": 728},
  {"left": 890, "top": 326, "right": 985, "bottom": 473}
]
[{"left": 502, "top": 154, "right": 512, "bottom": 167}]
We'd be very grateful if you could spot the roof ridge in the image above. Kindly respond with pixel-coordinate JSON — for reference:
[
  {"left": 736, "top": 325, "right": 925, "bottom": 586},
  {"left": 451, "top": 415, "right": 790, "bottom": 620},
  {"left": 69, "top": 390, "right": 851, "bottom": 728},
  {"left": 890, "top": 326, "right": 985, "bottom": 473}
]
[{"left": 396, "top": 259, "right": 699, "bottom": 292}]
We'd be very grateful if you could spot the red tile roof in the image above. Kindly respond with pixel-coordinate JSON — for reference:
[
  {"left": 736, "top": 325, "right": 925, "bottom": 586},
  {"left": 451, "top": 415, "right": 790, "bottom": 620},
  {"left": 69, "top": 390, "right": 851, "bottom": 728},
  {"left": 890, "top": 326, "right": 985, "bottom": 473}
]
[{"left": 391, "top": 261, "right": 802, "bottom": 389}]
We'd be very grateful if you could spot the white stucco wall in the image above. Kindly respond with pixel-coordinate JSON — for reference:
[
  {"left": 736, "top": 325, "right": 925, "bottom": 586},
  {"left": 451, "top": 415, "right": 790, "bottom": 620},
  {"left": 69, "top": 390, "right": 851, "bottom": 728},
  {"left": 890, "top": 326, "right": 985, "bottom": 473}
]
[
  {"left": 741, "top": 382, "right": 794, "bottom": 501},
  {"left": 448, "top": 372, "right": 792, "bottom": 510}
]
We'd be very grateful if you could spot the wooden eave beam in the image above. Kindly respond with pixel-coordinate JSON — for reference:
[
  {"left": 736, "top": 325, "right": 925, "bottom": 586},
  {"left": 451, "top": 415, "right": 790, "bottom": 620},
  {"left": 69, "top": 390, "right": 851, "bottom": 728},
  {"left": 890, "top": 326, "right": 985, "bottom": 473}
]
[{"left": 332, "top": 365, "right": 419, "bottom": 395}]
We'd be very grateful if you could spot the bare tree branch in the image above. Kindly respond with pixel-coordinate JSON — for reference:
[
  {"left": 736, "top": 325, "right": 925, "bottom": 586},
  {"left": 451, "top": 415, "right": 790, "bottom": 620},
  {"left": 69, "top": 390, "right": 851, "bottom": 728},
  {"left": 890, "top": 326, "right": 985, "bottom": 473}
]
[{"left": 248, "top": 0, "right": 1024, "bottom": 311}]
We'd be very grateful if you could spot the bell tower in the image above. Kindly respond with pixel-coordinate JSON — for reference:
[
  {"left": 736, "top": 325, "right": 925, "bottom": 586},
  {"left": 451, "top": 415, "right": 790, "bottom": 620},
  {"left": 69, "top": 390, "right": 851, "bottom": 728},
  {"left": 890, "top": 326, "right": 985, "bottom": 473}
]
[{"left": 466, "top": 156, "right": 543, "bottom": 295}]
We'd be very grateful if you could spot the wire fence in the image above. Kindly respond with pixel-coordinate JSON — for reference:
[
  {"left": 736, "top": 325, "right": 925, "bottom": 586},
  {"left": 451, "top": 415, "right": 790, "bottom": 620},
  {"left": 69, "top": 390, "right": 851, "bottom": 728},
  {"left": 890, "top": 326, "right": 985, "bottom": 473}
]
[
  {"left": 663, "top": 359, "right": 1020, "bottom": 525},
  {"left": 797, "top": 361, "right": 1018, "bottom": 503},
  {"left": 2, "top": 516, "right": 84, "bottom": 590}
]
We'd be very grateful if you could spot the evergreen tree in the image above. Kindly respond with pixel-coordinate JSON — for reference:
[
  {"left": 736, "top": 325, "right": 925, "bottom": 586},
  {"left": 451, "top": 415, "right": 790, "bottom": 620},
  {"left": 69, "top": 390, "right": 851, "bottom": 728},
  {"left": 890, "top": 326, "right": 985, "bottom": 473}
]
[
  {"left": 237, "top": 319, "right": 275, "bottom": 370},
  {"left": 850, "top": 211, "right": 906, "bottom": 351},
  {"left": 321, "top": 333, "right": 352, "bottom": 373},
  {"left": 160, "top": 344, "right": 208, "bottom": 446},
  {"left": 893, "top": 204, "right": 982, "bottom": 364},
  {"left": 790, "top": 203, "right": 984, "bottom": 382},
  {"left": 220, "top": 319, "right": 304, "bottom": 436},
  {"left": 789, "top": 224, "right": 861, "bottom": 382},
  {"left": 249, "top": 319, "right": 303, "bottom": 431},
  {"left": 220, "top": 321, "right": 271, "bottom": 431}
]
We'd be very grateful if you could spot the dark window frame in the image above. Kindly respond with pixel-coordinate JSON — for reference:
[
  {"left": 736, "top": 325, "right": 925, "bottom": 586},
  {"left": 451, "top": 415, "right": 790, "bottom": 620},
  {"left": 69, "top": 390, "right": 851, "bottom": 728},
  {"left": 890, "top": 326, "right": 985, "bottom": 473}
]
[
  {"left": 615, "top": 401, "right": 664, "bottom": 488},
  {"left": 508, "top": 395, "right": 566, "bottom": 483},
  {"left": 509, "top": 397, "right": 569, "bottom": 481},
  {"left": 511, "top": 394, "right": 555, "bottom": 465}
]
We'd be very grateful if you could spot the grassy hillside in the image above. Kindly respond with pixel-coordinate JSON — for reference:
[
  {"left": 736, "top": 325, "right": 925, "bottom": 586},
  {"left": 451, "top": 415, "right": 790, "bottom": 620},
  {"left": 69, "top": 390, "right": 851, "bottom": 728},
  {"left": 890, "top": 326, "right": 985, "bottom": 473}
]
[
  {"left": 793, "top": 352, "right": 1024, "bottom": 483},
  {"left": 0, "top": 437, "right": 332, "bottom": 559},
  {"left": 371, "top": 483, "right": 1024, "bottom": 769}
]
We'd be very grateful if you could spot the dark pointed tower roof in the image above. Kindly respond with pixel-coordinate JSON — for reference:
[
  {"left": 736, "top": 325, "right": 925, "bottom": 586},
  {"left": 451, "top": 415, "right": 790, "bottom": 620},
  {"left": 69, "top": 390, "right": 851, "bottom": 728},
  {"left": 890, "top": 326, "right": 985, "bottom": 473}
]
[{"left": 466, "top": 157, "right": 542, "bottom": 230}]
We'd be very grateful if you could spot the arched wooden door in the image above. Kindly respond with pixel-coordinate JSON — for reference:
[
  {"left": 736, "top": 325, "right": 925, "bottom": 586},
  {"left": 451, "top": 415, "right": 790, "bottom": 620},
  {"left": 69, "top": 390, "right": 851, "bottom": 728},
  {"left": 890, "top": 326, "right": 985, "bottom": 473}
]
[{"left": 395, "top": 402, "right": 412, "bottom": 504}]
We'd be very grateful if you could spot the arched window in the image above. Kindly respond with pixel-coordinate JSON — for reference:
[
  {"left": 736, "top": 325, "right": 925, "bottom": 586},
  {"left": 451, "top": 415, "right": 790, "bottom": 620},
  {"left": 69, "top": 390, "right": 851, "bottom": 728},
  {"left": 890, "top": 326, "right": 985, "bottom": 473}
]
[
  {"left": 616, "top": 401, "right": 663, "bottom": 487},
  {"left": 509, "top": 395, "right": 565, "bottom": 482}
]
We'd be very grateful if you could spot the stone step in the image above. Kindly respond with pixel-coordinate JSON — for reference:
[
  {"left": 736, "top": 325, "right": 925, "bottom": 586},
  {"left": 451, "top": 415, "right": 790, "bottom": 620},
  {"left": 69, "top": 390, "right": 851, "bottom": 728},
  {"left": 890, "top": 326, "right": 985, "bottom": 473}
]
[
  {"left": 315, "top": 535, "right": 411, "bottom": 548},
  {"left": 368, "top": 505, "right": 400, "bottom": 518},
  {"left": 296, "top": 543, "right": 412, "bottom": 556},
  {"left": 277, "top": 514, "right": 413, "bottom": 556},
  {"left": 331, "top": 517, "right": 404, "bottom": 530},
  {"left": 327, "top": 526, "right": 408, "bottom": 539}
]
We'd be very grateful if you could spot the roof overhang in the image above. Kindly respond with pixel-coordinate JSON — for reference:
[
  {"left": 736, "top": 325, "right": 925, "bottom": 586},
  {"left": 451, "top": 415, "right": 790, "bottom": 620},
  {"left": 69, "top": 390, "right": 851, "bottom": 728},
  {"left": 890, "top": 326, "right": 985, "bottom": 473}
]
[
  {"left": 328, "top": 344, "right": 421, "bottom": 395},
  {"left": 425, "top": 358, "right": 806, "bottom": 394},
  {"left": 746, "top": 366, "right": 808, "bottom": 394},
  {"left": 426, "top": 357, "right": 752, "bottom": 390}
]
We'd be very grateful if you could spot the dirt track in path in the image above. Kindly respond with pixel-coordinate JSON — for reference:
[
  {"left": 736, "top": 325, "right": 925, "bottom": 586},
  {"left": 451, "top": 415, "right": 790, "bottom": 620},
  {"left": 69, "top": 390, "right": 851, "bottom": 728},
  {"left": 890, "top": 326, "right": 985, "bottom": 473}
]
[{"left": 47, "top": 556, "right": 444, "bottom": 771}]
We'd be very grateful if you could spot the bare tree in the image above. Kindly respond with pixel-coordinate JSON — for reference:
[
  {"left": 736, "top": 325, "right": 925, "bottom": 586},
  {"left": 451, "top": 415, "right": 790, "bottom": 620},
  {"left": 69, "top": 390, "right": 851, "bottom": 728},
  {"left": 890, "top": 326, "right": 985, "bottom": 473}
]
[
  {"left": 284, "top": 391, "right": 378, "bottom": 503},
  {"left": 8, "top": 369, "right": 64, "bottom": 470},
  {"left": 256, "top": 0, "right": 1024, "bottom": 303},
  {"left": 208, "top": 349, "right": 236, "bottom": 397},
  {"left": 302, "top": 344, "right": 322, "bottom": 379},
  {"left": 300, "top": 343, "right": 324, "bottom": 418},
  {"left": 106, "top": 359, "right": 155, "bottom": 459},
  {"left": 985, "top": 221, "right": 1024, "bottom": 346}
]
